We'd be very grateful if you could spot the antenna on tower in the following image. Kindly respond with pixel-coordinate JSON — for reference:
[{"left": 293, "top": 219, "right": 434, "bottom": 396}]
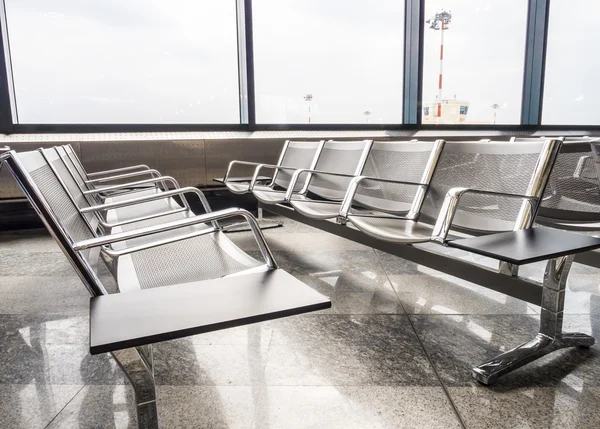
[{"left": 427, "top": 10, "right": 452, "bottom": 123}]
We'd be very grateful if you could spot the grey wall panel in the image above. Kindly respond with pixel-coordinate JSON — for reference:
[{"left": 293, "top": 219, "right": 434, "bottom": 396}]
[
  {"left": 80, "top": 140, "right": 206, "bottom": 187},
  {"left": 204, "top": 139, "right": 284, "bottom": 184},
  {"left": 0, "top": 142, "right": 82, "bottom": 199}
]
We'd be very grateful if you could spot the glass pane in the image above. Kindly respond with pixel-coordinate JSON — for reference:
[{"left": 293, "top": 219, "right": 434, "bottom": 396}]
[
  {"left": 5, "top": 0, "right": 240, "bottom": 123},
  {"left": 422, "top": 0, "right": 527, "bottom": 125},
  {"left": 543, "top": 0, "right": 599, "bottom": 125},
  {"left": 253, "top": 0, "right": 404, "bottom": 124}
]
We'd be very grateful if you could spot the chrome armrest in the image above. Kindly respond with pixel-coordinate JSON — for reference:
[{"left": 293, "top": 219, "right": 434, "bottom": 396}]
[
  {"left": 573, "top": 155, "right": 593, "bottom": 179},
  {"left": 249, "top": 164, "right": 299, "bottom": 190},
  {"left": 284, "top": 169, "right": 357, "bottom": 202},
  {"left": 86, "top": 164, "right": 152, "bottom": 178},
  {"left": 81, "top": 186, "right": 209, "bottom": 213},
  {"left": 73, "top": 207, "right": 277, "bottom": 269},
  {"left": 225, "top": 160, "right": 274, "bottom": 184},
  {"left": 86, "top": 169, "right": 162, "bottom": 185},
  {"left": 339, "top": 176, "right": 426, "bottom": 219},
  {"left": 430, "top": 187, "right": 539, "bottom": 244},
  {"left": 83, "top": 176, "right": 180, "bottom": 196}
]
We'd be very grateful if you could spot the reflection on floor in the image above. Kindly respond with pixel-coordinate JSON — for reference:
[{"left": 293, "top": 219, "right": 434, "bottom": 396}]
[{"left": 1, "top": 215, "right": 600, "bottom": 428}]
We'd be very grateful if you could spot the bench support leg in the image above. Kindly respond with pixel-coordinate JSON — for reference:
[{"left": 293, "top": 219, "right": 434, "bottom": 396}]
[
  {"left": 112, "top": 346, "right": 159, "bottom": 429},
  {"left": 472, "top": 255, "right": 595, "bottom": 385}
]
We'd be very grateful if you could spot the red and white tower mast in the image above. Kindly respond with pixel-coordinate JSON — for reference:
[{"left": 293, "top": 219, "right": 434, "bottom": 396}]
[{"left": 427, "top": 10, "right": 452, "bottom": 122}]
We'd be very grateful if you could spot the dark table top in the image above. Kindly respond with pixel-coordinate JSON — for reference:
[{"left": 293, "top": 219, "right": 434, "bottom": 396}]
[
  {"left": 90, "top": 269, "right": 331, "bottom": 355},
  {"left": 447, "top": 227, "right": 600, "bottom": 265},
  {"left": 213, "top": 176, "right": 272, "bottom": 184}
]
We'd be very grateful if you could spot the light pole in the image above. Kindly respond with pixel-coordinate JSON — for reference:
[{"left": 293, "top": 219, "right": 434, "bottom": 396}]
[
  {"left": 426, "top": 10, "right": 452, "bottom": 122},
  {"left": 491, "top": 103, "right": 500, "bottom": 125},
  {"left": 304, "top": 94, "right": 313, "bottom": 124},
  {"left": 363, "top": 110, "right": 372, "bottom": 124}
]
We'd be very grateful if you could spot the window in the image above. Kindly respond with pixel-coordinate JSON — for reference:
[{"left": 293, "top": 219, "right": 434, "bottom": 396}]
[
  {"left": 543, "top": 0, "right": 600, "bottom": 125},
  {"left": 4, "top": 0, "right": 240, "bottom": 123},
  {"left": 252, "top": 0, "right": 404, "bottom": 124},
  {"left": 422, "top": 0, "right": 527, "bottom": 124}
]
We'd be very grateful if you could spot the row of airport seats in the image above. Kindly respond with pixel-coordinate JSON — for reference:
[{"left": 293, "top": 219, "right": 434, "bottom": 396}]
[
  {"left": 224, "top": 136, "right": 600, "bottom": 386},
  {"left": 225, "top": 137, "right": 600, "bottom": 245},
  {"left": 0, "top": 145, "right": 331, "bottom": 429},
  {"left": 1, "top": 137, "right": 599, "bottom": 429}
]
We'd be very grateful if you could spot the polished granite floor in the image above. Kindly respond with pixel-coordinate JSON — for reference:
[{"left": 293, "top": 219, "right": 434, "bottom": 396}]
[{"left": 1, "top": 216, "right": 600, "bottom": 428}]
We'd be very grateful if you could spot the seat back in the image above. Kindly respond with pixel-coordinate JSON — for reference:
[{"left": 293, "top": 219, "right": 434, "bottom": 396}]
[
  {"left": 538, "top": 140, "right": 600, "bottom": 223},
  {"left": 592, "top": 143, "right": 600, "bottom": 188},
  {"left": 62, "top": 145, "right": 93, "bottom": 189},
  {"left": 2, "top": 149, "right": 106, "bottom": 296},
  {"left": 353, "top": 140, "right": 444, "bottom": 214},
  {"left": 307, "top": 140, "right": 372, "bottom": 200},
  {"left": 273, "top": 140, "right": 323, "bottom": 191},
  {"left": 38, "top": 148, "right": 105, "bottom": 230},
  {"left": 54, "top": 145, "right": 99, "bottom": 196},
  {"left": 420, "top": 140, "right": 560, "bottom": 233}
]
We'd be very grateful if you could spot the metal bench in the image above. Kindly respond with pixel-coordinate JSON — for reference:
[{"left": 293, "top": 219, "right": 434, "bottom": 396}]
[
  {"left": 222, "top": 139, "right": 324, "bottom": 195},
  {"left": 258, "top": 139, "right": 600, "bottom": 384},
  {"left": 1, "top": 149, "right": 331, "bottom": 429},
  {"left": 337, "top": 140, "right": 553, "bottom": 245},
  {"left": 249, "top": 140, "right": 372, "bottom": 206},
  {"left": 216, "top": 140, "right": 325, "bottom": 232},
  {"left": 286, "top": 140, "right": 444, "bottom": 220}
]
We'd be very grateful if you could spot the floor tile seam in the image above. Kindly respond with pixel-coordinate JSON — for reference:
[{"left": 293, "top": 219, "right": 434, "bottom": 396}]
[
  {"left": 42, "top": 383, "right": 86, "bottom": 429},
  {"left": 407, "top": 313, "right": 542, "bottom": 318},
  {"left": 155, "top": 383, "right": 462, "bottom": 387},
  {"left": 372, "top": 247, "right": 409, "bottom": 317},
  {"left": 376, "top": 251, "right": 466, "bottom": 428},
  {"left": 250, "top": 326, "right": 275, "bottom": 427},
  {"left": 1, "top": 250, "right": 64, "bottom": 255},
  {"left": 403, "top": 314, "right": 468, "bottom": 429}
]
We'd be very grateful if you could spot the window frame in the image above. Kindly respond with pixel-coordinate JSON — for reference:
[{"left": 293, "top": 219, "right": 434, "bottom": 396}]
[{"left": 0, "top": 0, "right": 598, "bottom": 134}]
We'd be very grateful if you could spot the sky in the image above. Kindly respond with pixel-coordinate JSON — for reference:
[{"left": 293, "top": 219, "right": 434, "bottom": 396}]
[{"left": 3, "top": 0, "right": 599, "bottom": 125}]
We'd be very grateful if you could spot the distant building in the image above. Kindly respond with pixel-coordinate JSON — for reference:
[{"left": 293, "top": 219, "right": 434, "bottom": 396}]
[{"left": 422, "top": 99, "right": 469, "bottom": 124}]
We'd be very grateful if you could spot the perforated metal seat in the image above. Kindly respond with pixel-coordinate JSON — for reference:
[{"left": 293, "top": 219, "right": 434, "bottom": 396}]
[
  {"left": 255, "top": 140, "right": 372, "bottom": 206},
  {"left": 345, "top": 140, "right": 561, "bottom": 244},
  {"left": 44, "top": 147, "right": 202, "bottom": 231},
  {"left": 225, "top": 181, "right": 251, "bottom": 194},
  {"left": 15, "top": 150, "right": 251, "bottom": 290},
  {"left": 57, "top": 145, "right": 167, "bottom": 202},
  {"left": 537, "top": 140, "right": 600, "bottom": 228},
  {"left": 346, "top": 216, "right": 435, "bottom": 243},
  {"left": 290, "top": 140, "right": 443, "bottom": 220},
  {"left": 224, "top": 140, "right": 323, "bottom": 196}
]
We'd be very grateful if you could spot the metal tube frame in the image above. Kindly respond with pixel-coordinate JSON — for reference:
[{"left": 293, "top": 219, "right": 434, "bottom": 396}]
[
  {"left": 47, "top": 147, "right": 194, "bottom": 230},
  {"left": 87, "top": 165, "right": 153, "bottom": 178},
  {"left": 58, "top": 146, "right": 165, "bottom": 202},
  {"left": 73, "top": 206, "right": 278, "bottom": 270}
]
